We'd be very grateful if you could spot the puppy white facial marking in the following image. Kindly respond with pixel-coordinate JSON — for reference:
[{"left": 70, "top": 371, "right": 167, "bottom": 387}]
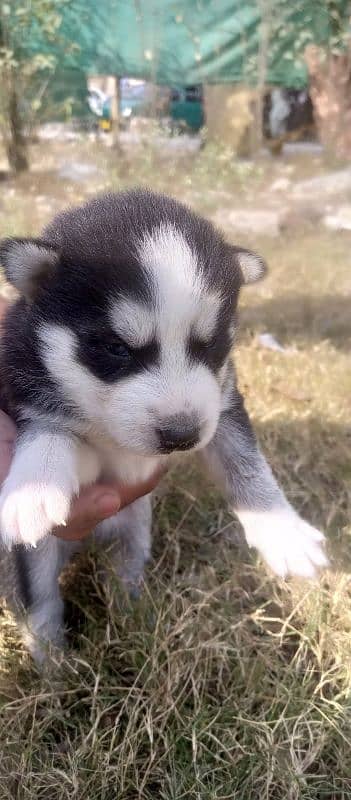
[
  {"left": 38, "top": 323, "right": 108, "bottom": 419},
  {"left": 193, "top": 294, "right": 221, "bottom": 341},
  {"left": 109, "top": 298, "right": 156, "bottom": 348},
  {"left": 137, "top": 222, "right": 222, "bottom": 344},
  {"left": 138, "top": 222, "right": 201, "bottom": 295}
]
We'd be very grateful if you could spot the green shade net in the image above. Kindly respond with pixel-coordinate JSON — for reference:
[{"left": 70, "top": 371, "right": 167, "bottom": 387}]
[{"left": 26, "top": 0, "right": 350, "bottom": 116}]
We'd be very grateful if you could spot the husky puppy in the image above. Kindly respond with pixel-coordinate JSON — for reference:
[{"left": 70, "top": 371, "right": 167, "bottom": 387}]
[{"left": 0, "top": 190, "right": 328, "bottom": 661}]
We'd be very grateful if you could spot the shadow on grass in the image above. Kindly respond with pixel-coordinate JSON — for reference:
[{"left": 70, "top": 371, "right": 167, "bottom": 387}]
[{"left": 240, "top": 292, "right": 351, "bottom": 351}]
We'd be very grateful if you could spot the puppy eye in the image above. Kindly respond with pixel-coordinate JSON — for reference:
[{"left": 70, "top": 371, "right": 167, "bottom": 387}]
[
  {"left": 89, "top": 334, "right": 131, "bottom": 361},
  {"left": 191, "top": 337, "right": 212, "bottom": 356},
  {"left": 104, "top": 339, "right": 131, "bottom": 360}
]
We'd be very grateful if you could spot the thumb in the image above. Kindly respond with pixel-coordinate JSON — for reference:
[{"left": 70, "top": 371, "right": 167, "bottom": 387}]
[
  {"left": 53, "top": 465, "right": 167, "bottom": 542},
  {"left": 53, "top": 485, "right": 121, "bottom": 541}
]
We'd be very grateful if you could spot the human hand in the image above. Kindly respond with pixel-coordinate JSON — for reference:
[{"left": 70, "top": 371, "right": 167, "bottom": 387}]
[{"left": 0, "top": 408, "right": 163, "bottom": 543}]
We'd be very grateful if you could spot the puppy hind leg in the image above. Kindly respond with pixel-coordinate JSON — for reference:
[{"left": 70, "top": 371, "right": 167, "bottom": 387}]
[
  {"left": 95, "top": 495, "right": 152, "bottom": 599},
  {"left": 16, "top": 537, "right": 74, "bottom": 665}
]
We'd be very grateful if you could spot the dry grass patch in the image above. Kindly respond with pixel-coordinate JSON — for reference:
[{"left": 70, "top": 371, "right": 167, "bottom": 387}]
[{"left": 0, "top": 146, "right": 350, "bottom": 798}]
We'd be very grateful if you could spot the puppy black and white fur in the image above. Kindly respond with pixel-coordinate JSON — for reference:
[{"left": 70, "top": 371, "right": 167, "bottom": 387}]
[{"left": 0, "top": 189, "right": 328, "bottom": 662}]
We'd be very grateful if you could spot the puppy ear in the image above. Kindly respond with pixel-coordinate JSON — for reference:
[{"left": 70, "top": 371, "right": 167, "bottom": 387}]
[
  {"left": 0, "top": 237, "right": 59, "bottom": 299},
  {"left": 230, "top": 245, "right": 267, "bottom": 285}
]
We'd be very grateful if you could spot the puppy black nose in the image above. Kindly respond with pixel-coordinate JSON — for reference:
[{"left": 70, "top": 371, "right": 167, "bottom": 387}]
[
  {"left": 157, "top": 418, "right": 200, "bottom": 453},
  {"left": 158, "top": 428, "right": 199, "bottom": 452}
]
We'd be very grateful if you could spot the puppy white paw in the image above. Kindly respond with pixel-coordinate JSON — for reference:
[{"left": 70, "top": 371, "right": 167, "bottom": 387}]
[
  {"left": 0, "top": 481, "right": 73, "bottom": 549},
  {"left": 241, "top": 509, "right": 329, "bottom": 578},
  {"left": 0, "top": 432, "right": 83, "bottom": 550}
]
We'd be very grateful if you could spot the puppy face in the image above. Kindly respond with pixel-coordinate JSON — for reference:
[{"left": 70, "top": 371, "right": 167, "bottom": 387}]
[{"left": 0, "top": 190, "right": 265, "bottom": 456}]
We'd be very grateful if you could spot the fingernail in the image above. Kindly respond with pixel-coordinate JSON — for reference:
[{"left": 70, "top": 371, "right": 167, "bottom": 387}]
[{"left": 97, "top": 492, "right": 121, "bottom": 517}]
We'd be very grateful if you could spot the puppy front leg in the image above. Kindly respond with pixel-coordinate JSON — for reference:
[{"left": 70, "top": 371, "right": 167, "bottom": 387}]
[
  {"left": 0, "top": 426, "right": 100, "bottom": 549},
  {"left": 200, "top": 389, "right": 329, "bottom": 578}
]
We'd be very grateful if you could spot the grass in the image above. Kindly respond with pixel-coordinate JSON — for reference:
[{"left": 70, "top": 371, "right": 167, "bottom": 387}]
[{"left": 0, "top": 137, "right": 350, "bottom": 799}]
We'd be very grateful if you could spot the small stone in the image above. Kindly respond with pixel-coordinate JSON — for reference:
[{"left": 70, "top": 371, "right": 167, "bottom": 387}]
[
  {"left": 58, "top": 161, "right": 100, "bottom": 183},
  {"left": 279, "top": 204, "right": 323, "bottom": 232},
  {"left": 212, "top": 208, "right": 280, "bottom": 237},
  {"left": 291, "top": 168, "right": 351, "bottom": 199},
  {"left": 270, "top": 177, "right": 292, "bottom": 192},
  {"left": 323, "top": 205, "right": 351, "bottom": 231}
]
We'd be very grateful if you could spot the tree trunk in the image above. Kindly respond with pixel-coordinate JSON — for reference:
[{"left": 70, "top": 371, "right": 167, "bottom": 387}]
[
  {"left": 112, "top": 76, "right": 121, "bottom": 148},
  {"left": 203, "top": 84, "right": 255, "bottom": 156},
  {"left": 253, "top": 0, "right": 272, "bottom": 154},
  {"left": 305, "top": 43, "right": 351, "bottom": 161},
  {"left": 104, "top": 74, "right": 121, "bottom": 148},
  {"left": 6, "top": 86, "right": 29, "bottom": 173}
]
